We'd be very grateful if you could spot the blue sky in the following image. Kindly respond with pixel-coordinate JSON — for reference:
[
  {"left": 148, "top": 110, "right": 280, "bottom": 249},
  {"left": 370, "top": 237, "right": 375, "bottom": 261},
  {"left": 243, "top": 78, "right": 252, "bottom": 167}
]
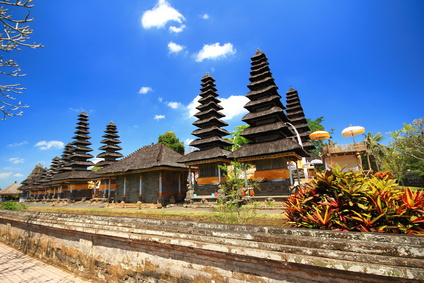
[{"left": 1, "top": 0, "right": 423, "bottom": 189}]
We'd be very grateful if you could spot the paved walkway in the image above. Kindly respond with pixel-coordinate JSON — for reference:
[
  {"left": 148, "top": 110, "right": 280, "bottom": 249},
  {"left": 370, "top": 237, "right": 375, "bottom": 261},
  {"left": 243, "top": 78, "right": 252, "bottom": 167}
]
[{"left": 0, "top": 243, "right": 91, "bottom": 283}]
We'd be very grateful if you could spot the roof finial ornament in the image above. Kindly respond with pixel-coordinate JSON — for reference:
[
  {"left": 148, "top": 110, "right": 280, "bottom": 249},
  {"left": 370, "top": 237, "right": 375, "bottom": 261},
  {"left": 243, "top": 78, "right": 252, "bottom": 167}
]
[
  {"left": 256, "top": 48, "right": 261, "bottom": 54},
  {"left": 206, "top": 72, "right": 210, "bottom": 76}
]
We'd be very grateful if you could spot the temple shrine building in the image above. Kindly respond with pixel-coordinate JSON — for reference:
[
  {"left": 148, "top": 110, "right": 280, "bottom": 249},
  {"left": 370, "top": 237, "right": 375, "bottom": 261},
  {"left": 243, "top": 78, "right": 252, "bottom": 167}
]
[
  {"left": 19, "top": 49, "right": 318, "bottom": 203},
  {"left": 178, "top": 73, "right": 232, "bottom": 196}
]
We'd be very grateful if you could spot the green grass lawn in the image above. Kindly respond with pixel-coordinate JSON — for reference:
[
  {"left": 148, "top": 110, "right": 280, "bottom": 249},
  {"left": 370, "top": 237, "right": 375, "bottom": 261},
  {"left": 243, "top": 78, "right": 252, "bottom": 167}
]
[{"left": 26, "top": 206, "right": 289, "bottom": 227}]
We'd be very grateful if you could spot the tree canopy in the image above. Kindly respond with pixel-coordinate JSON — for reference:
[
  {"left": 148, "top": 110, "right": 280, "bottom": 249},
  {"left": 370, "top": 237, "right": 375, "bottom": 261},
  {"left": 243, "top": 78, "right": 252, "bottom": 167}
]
[
  {"left": 224, "top": 124, "right": 250, "bottom": 151},
  {"left": 388, "top": 118, "right": 424, "bottom": 178},
  {"left": 362, "top": 118, "right": 423, "bottom": 182},
  {"left": 1, "top": 0, "right": 43, "bottom": 120},
  {"left": 307, "top": 116, "right": 334, "bottom": 155},
  {"left": 158, "top": 131, "right": 185, "bottom": 155}
]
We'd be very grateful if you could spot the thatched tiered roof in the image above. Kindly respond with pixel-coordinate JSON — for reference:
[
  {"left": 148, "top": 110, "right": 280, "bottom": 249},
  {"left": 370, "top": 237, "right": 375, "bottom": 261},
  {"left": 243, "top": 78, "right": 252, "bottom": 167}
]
[
  {"left": 230, "top": 49, "right": 308, "bottom": 160},
  {"left": 96, "top": 121, "right": 123, "bottom": 167},
  {"left": 58, "top": 143, "right": 73, "bottom": 172},
  {"left": 285, "top": 87, "right": 315, "bottom": 152},
  {"left": 98, "top": 143, "right": 187, "bottom": 175},
  {"left": 52, "top": 170, "right": 96, "bottom": 182},
  {"left": 179, "top": 73, "right": 232, "bottom": 165},
  {"left": 70, "top": 111, "right": 94, "bottom": 170},
  {"left": 19, "top": 163, "right": 46, "bottom": 192}
]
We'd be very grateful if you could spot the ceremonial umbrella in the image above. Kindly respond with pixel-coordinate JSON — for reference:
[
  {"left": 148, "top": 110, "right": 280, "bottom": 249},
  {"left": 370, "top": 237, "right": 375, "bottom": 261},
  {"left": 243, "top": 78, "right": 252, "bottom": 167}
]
[
  {"left": 342, "top": 125, "right": 365, "bottom": 143},
  {"left": 310, "top": 159, "right": 323, "bottom": 165},
  {"left": 309, "top": 130, "right": 330, "bottom": 140}
]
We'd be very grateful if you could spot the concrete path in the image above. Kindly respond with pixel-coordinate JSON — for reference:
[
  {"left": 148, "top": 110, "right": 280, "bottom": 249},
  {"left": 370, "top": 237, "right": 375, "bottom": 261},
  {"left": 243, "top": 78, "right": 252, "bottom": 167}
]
[{"left": 0, "top": 242, "right": 91, "bottom": 283}]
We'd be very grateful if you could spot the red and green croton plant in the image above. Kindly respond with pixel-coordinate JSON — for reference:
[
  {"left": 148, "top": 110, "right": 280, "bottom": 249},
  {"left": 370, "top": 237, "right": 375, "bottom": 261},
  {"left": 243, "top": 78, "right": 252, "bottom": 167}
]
[{"left": 283, "top": 167, "right": 424, "bottom": 235}]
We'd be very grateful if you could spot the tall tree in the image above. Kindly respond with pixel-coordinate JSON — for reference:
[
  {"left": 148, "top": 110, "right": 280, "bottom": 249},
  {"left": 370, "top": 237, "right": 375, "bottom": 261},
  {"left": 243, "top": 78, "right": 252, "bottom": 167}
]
[
  {"left": 158, "top": 131, "right": 184, "bottom": 155},
  {"left": 388, "top": 118, "right": 424, "bottom": 178},
  {"left": 1, "top": 0, "right": 43, "bottom": 120},
  {"left": 363, "top": 131, "right": 385, "bottom": 172}
]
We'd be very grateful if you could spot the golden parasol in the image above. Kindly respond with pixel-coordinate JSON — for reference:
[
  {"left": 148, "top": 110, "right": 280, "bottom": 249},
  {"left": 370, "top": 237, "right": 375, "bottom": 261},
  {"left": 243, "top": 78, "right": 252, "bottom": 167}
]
[
  {"left": 309, "top": 130, "right": 330, "bottom": 140},
  {"left": 342, "top": 125, "right": 365, "bottom": 143}
]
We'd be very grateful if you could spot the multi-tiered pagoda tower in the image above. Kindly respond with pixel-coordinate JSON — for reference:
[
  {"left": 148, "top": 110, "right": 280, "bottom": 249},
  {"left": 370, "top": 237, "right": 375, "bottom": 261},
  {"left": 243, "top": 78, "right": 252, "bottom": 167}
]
[
  {"left": 285, "top": 87, "right": 315, "bottom": 153},
  {"left": 70, "top": 112, "right": 94, "bottom": 170},
  {"left": 179, "top": 73, "right": 232, "bottom": 191},
  {"left": 230, "top": 50, "right": 308, "bottom": 193},
  {"left": 58, "top": 143, "right": 73, "bottom": 172},
  {"left": 96, "top": 122, "right": 123, "bottom": 167},
  {"left": 51, "top": 112, "right": 95, "bottom": 201}
]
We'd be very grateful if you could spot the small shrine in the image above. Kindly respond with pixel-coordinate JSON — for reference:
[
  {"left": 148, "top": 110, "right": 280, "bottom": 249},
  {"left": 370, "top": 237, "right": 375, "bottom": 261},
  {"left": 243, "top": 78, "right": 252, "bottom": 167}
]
[
  {"left": 229, "top": 50, "right": 309, "bottom": 194},
  {"left": 178, "top": 73, "right": 232, "bottom": 195}
]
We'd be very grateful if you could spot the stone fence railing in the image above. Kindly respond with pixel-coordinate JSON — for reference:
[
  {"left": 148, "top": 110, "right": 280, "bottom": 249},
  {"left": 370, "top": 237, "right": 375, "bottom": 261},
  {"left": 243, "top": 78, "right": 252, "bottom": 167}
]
[{"left": 0, "top": 210, "right": 423, "bottom": 282}]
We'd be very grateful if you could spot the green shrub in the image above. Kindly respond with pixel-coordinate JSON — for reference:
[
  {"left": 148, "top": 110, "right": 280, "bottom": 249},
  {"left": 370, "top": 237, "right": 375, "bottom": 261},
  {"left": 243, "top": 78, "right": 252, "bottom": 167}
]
[
  {"left": 0, "top": 200, "right": 27, "bottom": 210},
  {"left": 283, "top": 166, "right": 424, "bottom": 235}
]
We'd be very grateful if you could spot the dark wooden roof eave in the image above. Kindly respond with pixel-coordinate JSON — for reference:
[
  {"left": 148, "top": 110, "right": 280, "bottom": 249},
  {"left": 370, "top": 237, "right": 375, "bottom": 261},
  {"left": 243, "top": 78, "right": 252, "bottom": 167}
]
[{"left": 229, "top": 139, "right": 309, "bottom": 160}]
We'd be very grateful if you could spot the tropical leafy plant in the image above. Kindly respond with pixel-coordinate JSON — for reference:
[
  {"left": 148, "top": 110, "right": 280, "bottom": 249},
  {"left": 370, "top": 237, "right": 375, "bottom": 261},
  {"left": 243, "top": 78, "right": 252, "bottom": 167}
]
[
  {"left": 217, "top": 161, "right": 259, "bottom": 205},
  {"left": 224, "top": 125, "right": 250, "bottom": 151},
  {"left": 283, "top": 166, "right": 424, "bottom": 234}
]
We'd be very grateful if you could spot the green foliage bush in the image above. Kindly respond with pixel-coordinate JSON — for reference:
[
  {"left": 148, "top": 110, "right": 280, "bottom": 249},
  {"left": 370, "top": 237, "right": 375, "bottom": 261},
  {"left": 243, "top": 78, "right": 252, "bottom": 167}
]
[
  {"left": 218, "top": 161, "right": 259, "bottom": 205},
  {"left": 0, "top": 200, "right": 27, "bottom": 210},
  {"left": 283, "top": 167, "right": 424, "bottom": 235}
]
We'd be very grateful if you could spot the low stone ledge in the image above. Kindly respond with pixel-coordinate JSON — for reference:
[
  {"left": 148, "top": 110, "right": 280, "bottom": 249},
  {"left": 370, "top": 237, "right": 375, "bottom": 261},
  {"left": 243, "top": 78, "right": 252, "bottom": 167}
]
[{"left": 0, "top": 210, "right": 423, "bottom": 282}]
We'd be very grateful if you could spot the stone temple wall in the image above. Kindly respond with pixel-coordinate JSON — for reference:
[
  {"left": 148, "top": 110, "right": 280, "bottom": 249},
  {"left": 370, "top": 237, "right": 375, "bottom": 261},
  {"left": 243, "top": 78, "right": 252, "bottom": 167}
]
[
  {"left": 403, "top": 172, "right": 424, "bottom": 187},
  {"left": 0, "top": 210, "right": 423, "bottom": 282}
]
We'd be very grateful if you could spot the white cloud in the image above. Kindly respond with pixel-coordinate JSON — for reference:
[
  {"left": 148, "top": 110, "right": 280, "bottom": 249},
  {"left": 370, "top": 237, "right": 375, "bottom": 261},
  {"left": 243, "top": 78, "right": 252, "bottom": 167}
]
[
  {"left": 0, "top": 172, "right": 12, "bottom": 179},
  {"left": 14, "top": 173, "right": 24, "bottom": 177},
  {"left": 69, "top": 108, "right": 93, "bottom": 113},
  {"left": 69, "top": 107, "right": 84, "bottom": 113},
  {"left": 168, "top": 42, "right": 184, "bottom": 54},
  {"left": 169, "top": 24, "right": 186, "bottom": 33},
  {"left": 139, "top": 86, "right": 152, "bottom": 94},
  {"left": 7, "top": 141, "right": 28, "bottom": 147},
  {"left": 186, "top": 95, "right": 248, "bottom": 120},
  {"left": 184, "top": 138, "right": 194, "bottom": 146},
  {"left": 35, "top": 140, "right": 64, "bottom": 150},
  {"left": 141, "top": 0, "right": 185, "bottom": 29},
  {"left": 91, "top": 158, "right": 104, "bottom": 164},
  {"left": 219, "top": 95, "right": 249, "bottom": 120},
  {"left": 186, "top": 95, "right": 200, "bottom": 118},
  {"left": 167, "top": 102, "right": 181, "bottom": 109},
  {"left": 154, "top": 115, "right": 165, "bottom": 120},
  {"left": 158, "top": 97, "right": 163, "bottom": 102},
  {"left": 195, "top": 42, "right": 236, "bottom": 62},
  {"left": 9, "top": 157, "right": 24, "bottom": 164},
  {"left": 201, "top": 14, "right": 209, "bottom": 20}
]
